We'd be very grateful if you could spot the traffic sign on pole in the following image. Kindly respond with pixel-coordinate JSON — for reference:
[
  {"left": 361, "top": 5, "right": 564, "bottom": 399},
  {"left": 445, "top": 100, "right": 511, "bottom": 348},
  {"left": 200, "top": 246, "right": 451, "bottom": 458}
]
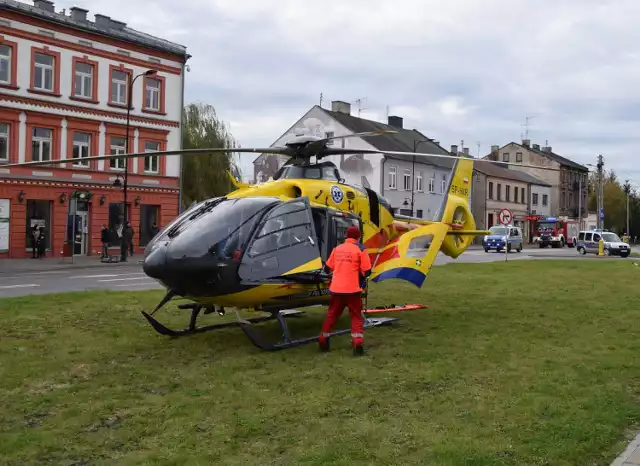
[{"left": 499, "top": 208, "right": 513, "bottom": 225}]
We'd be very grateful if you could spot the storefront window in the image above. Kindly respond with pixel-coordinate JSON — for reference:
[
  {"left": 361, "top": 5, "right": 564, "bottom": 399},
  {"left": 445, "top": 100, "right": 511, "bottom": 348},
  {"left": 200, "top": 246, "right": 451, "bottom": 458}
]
[
  {"left": 108, "top": 202, "right": 130, "bottom": 247},
  {"left": 26, "top": 200, "right": 52, "bottom": 250},
  {"left": 139, "top": 204, "right": 160, "bottom": 247}
]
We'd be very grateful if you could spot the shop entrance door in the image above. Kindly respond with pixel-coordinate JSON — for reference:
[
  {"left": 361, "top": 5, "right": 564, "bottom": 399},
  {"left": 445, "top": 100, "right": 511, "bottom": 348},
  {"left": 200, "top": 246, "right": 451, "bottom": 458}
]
[{"left": 73, "top": 211, "right": 88, "bottom": 255}]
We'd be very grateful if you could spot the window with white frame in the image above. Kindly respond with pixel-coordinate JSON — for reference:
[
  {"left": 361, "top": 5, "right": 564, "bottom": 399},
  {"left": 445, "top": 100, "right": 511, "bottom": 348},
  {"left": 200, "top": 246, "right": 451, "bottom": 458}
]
[
  {"left": 111, "top": 70, "right": 127, "bottom": 105},
  {"left": 416, "top": 170, "right": 423, "bottom": 192},
  {"left": 0, "top": 45, "right": 11, "bottom": 84},
  {"left": 109, "top": 137, "right": 126, "bottom": 169},
  {"left": 144, "top": 141, "right": 160, "bottom": 173},
  {"left": 388, "top": 166, "right": 397, "bottom": 189},
  {"left": 33, "top": 53, "right": 54, "bottom": 91},
  {"left": 72, "top": 132, "right": 90, "bottom": 167},
  {"left": 144, "top": 77, "right": 161, "bottom": 110},
  {"left": 440, "top": 173, "right": 447, "bottom": 193},
  {"left": 403, "top": 169, "right": 411, "bottom": 191},
  {"left": 0, "top": 123, "right": 8, "bottom": 161},
  {"left": 31, "top": 128, "right": 52, "bottom": 162},
  {"left": 73, "top": 62, "right": 93, "bottom": 99},
  {"left": 325, "top": 131, "right": 334, "bottom": 146},
  {"left": 429, "top": 175, "right": 435, "bottom": 193}
]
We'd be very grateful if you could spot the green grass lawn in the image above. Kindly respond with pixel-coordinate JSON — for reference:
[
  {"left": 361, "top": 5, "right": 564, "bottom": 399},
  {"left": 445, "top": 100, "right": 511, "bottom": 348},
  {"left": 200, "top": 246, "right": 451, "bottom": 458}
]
[{"left": 1, "top": 261, "right": 640, "bottom": 465}]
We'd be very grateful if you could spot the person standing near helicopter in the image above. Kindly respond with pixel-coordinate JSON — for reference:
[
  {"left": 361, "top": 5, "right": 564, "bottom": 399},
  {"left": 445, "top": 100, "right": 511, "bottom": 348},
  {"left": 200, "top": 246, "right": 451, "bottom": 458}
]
[{"left": 319, "top": 225, "right": 372, "bottom": 356}]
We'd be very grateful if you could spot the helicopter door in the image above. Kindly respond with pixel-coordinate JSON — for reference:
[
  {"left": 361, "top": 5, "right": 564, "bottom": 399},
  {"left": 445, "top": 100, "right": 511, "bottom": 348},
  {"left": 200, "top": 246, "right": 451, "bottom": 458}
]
[
  {"left": 239, "top": 198, "right": 322, "bottom": 282},
  {"left": 327, "top": 212, "right": 362, "bottom": 258}
]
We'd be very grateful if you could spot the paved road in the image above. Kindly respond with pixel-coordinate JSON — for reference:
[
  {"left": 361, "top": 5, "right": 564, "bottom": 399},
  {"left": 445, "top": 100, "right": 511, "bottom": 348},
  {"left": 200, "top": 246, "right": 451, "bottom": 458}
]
[
  {"left": 0, "top": 263, "right": 163, "bottom": 298},
  {"left": 0, "top": 246, "right": 633, "bottom": 299}
]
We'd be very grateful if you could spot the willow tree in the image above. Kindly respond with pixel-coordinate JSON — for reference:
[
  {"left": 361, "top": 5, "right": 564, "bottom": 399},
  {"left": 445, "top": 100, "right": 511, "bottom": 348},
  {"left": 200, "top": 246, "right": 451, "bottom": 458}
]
[{"left": 181, "top": 103, "right": 241, "bottom": 210}]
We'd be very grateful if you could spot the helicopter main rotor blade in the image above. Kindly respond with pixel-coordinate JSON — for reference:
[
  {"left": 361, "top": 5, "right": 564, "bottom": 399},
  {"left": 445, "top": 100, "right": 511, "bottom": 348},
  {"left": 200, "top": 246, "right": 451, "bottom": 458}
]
[
  {"left": 0, "top": 147, "right": 292, "bottom": 169},
  {"left": 380, "top": 150, "right": 582, "bottom": 173},
  {"left": 306, "top": 130, "right": 398, "bottom": 156}
]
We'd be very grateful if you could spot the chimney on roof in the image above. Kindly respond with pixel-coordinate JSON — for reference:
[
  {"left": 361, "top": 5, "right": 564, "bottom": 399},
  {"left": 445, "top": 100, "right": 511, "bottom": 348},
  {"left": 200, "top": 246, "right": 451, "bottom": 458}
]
[
  {"left": 110, "top": 19, "right": 127, "bottom": 29},
  {"left": 433, "top": 140, "right": 439, "bottom": 145},
  {"left": 463, "top": 147, "right": 469, "bottom": 156},
  {"left": 387, "top": 115, "right": 403, "bottom": 129},
  {"left": 69, "top": 6, "right": 88, "bottom": 21},
  {"left": 543, "top": 146, "right": 552, "bottom": 153},
  {"left": 94, "top": 14, "right": 112, "bottom": 28},
  {"left": 532, "top": 143, "right": 540, "bottom": 150},
  {"left": 522, "top": 139, "right": 531, "bottom": 147},
  {"left": 490, "top": 145, "right": 499, "bottom": 160},
  {"left": 33, "top": 0, "right": 55, "bottom": 12},
  {"left": 331, "top": 101, "right": 351, "bottom": 115},
  {"left": 450, "top": 144, "right": 458, "bottom": 155}
]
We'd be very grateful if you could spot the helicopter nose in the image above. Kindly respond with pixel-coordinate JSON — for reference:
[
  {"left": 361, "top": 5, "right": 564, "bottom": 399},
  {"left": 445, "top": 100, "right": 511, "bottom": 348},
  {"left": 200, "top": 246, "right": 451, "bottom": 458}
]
[{"left": 142, "top": 241, "right": 168, "bottom": 280}]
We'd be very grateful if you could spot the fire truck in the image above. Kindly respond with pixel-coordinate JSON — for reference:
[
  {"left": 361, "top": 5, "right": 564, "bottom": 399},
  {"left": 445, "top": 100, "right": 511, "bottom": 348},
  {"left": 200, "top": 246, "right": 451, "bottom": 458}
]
[{"left": 530, "top": 216, "right": 579, "bottom": 248}]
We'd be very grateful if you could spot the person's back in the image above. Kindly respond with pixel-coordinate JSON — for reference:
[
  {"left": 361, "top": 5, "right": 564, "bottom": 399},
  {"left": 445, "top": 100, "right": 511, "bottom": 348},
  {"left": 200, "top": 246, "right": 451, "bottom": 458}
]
[{"left": 327, "top": 238, "right": 369, "bottom": 295}]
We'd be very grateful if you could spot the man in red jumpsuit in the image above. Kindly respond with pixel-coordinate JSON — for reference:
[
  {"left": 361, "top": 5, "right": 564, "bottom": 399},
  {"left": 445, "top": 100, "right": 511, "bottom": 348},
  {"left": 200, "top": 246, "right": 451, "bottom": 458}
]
[{"left": 318, "top": 225, "right": 372, "bottom": 356}]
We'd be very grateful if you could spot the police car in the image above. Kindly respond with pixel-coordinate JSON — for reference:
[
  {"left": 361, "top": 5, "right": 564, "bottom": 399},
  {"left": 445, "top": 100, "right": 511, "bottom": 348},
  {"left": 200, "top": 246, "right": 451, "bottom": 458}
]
[
  {"left": 483, "top": 225, "right": 523, "bottom": 253},
  {"left": 576, "top": 229, "right": 631, "bottom": 258}
]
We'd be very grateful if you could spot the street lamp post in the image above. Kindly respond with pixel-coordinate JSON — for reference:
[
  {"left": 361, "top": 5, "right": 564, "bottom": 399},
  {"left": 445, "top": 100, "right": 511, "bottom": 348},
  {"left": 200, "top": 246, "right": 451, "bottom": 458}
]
[{"left": 120, "top": 69, "right": 157, "bottom": 262}]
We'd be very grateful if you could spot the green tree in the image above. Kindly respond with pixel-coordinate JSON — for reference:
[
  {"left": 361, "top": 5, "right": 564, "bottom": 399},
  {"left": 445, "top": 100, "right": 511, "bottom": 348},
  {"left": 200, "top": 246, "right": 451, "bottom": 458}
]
[{"left": 181, "top": 102, "right": 240, "bottom": 210}]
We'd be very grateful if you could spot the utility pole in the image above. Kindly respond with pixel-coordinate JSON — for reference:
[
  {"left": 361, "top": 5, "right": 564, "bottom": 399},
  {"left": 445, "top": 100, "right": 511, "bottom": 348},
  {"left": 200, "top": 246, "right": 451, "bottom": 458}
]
[
  {"left": 597, "top": 154, "right": 604, "bottom": 229},
  {"left": 625, "top": 179, "right": 631, "bottom": 235}
]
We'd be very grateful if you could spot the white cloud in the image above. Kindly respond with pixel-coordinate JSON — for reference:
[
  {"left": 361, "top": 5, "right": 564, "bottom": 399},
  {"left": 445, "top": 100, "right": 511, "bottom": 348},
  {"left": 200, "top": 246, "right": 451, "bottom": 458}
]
[{"left": 50, "top": 0, "right": 640, "bottom": 182}]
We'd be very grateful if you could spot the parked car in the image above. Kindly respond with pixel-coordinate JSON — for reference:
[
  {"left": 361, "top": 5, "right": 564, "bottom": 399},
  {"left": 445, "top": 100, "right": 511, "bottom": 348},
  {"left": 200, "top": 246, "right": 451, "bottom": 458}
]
[
  {"left": 576, "top": 230, "right": 631, "bottom": 257},
  {"left": 483, "top": 225, "right": 523, "bottom": 253}
]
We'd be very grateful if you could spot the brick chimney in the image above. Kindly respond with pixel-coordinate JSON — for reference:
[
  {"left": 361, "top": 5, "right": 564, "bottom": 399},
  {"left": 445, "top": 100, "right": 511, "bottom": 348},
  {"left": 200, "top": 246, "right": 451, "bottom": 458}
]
[
  {"left": 387, "top": 115, "right": 403, "bottom": 129},
  {"left": 532, "top": 143, "right": 540, "bottom": 150},
  {"left": 69, "top": 6, "right": 88, "bottom": 21},
  {"left": 33, "top": 0, "right": 55, "bottom": 12},
  {"left": 331, "top": 101, "right": 351, "bottom": 115},
  {"left": 94, "top": 14, "right": 112, "bottom": 28},
  {"left": 450, "top": 144, "right": 458, "bottom": 155},
  {"left": 522, "top": 139, "right": 531, "bottom": 147}
]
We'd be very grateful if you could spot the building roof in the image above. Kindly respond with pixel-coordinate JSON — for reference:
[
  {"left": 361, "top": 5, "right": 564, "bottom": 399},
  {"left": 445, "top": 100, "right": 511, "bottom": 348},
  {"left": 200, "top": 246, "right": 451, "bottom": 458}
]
[
  {"left": 1, "top": 0, "right": 188, "bottom": 57},
  {"left": 510, "top": 142, "right": 588, "bottom": 171},
  {"left": 473, "top": 160, "right": 552, "bottom": 186},
  {"left": 320, "top": 107, "right": 455, "bottom": 170}
]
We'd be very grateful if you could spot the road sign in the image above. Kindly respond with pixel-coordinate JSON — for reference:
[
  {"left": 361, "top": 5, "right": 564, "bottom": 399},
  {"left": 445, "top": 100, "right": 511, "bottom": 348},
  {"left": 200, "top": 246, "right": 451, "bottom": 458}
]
[{"left": 499, "top": 208, "right": 513, "bottom": 225}]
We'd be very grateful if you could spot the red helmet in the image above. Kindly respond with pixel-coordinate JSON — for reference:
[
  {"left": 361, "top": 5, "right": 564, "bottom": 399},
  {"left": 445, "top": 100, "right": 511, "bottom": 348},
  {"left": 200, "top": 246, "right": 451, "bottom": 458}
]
[{"left": 346, "top": 226, "right": 361, "bottom": 239}]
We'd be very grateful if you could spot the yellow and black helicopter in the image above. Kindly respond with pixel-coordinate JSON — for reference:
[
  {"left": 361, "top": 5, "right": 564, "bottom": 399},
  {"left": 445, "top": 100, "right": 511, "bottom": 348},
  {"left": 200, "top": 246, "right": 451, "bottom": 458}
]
[{"left": 7, "top": 131, "right": 490, "bottom": 350}]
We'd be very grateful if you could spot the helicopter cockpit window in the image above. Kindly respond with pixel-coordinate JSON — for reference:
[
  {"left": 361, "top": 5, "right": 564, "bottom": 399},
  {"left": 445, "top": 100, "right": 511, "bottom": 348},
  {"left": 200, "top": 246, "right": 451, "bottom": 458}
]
[
  {"left": 278, "top": 165, "right": 339, "bottom": 181},
  {"left": 248, "top": 203, "right": 315, "bottom": 258}
]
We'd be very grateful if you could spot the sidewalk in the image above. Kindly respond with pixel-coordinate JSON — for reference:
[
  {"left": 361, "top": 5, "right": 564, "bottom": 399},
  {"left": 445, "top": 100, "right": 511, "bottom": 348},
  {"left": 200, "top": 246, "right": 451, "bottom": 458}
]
[{"left": 0, "top": 254, "right": 143, "bottom": 274}]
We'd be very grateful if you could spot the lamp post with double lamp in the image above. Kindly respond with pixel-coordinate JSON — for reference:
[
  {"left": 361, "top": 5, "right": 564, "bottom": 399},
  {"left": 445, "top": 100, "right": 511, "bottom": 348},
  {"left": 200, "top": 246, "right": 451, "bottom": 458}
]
[{"left": 120, "top": 69, "right": 157, "bottom": 262}]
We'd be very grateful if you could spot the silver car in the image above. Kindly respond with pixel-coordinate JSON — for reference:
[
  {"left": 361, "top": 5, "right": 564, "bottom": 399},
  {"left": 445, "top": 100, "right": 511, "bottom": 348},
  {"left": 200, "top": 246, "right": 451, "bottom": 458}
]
[{"left": 576, "top": 230, "right": 631, "bottom": 258}]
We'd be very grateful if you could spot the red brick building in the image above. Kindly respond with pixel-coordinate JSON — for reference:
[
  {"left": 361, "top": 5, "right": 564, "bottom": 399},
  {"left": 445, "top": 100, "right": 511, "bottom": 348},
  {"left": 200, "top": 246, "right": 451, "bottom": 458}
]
[{"left": 0, "top": 0, "right": 189, "bottom": 258}]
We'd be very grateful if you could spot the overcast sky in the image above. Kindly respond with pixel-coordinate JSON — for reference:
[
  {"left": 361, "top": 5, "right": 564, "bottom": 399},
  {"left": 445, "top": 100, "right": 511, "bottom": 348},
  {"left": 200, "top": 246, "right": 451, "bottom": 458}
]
[{"left": 53, "top": 0, "right": 640, "bottom": 186}]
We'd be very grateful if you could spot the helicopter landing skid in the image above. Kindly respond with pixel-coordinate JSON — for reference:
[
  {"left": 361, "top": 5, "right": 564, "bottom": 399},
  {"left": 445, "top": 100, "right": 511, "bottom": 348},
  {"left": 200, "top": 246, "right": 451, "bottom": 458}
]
[
  {"left": 141, "top": 302, "right": 306, "bottom": 338},
  {"left": 238, "top": 313, "right": 398, "bottom": 351}
]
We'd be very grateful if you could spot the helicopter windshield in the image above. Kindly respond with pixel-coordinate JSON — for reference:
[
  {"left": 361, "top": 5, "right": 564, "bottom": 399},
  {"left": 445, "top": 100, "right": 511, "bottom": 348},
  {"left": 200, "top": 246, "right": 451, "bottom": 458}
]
[
  {"left": 276, "top": 165, "right": 339, "bottom": 181},
  {"left": 155, "top": 197, "right": 280, "bottom": 261}
]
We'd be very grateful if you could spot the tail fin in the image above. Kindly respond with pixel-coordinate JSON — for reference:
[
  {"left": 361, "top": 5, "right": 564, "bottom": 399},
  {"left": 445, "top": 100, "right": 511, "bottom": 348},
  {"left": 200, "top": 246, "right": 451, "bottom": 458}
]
[{"left": 436, "top": 157, "right": 480, "bottom": 259}]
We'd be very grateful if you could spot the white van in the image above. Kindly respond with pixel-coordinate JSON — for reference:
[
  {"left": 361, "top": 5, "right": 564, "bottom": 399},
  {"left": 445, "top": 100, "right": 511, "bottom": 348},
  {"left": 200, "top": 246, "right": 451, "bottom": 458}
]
[{"left": 576, "top": 230, "right": 631, "bottom": 258}]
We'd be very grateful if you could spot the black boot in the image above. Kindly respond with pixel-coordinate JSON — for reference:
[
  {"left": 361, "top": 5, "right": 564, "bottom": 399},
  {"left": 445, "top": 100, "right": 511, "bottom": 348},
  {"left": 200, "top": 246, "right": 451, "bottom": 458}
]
[
  {"left": 319, "top": 339, "right": 330, "bottom": 352},
  {"left": 353, "top": 344, "right": 364, "bottom": 356}
]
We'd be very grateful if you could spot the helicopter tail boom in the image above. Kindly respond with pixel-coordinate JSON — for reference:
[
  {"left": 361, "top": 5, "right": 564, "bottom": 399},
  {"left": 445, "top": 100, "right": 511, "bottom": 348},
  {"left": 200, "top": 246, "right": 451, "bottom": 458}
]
[{"left": 369, "top": 157, "right": 487, "bottom": 287}]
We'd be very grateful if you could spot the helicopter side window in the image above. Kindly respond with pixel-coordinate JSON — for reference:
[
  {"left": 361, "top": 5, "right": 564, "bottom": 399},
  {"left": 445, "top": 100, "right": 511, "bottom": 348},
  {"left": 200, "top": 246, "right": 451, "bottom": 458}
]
[{"left": 248, "top": 204, "right": 315, "bottom": 258}]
